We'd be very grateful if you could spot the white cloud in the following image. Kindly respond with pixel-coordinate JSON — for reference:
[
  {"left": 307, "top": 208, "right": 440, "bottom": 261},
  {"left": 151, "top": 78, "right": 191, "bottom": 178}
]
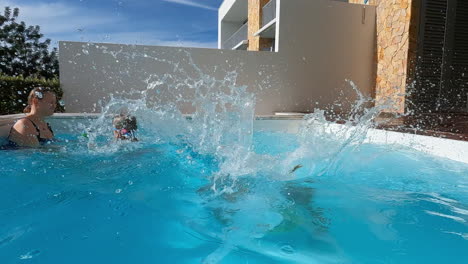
[
  {"left": 60, "top": 31, "right": 218, "bottom": 49},
  {"left": 162, "top": 0, "right": 217, "bottom": 11},
  {"left": 0, "top": 0, "right": 218, "bottom": 49},
  {"left": 0, "top": 0, "right": 123, "bottom": 35}
]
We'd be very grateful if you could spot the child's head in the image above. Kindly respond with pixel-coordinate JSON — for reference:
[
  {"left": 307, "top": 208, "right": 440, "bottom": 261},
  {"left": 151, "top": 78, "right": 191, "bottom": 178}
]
[{"left": 113, "top": 114, "right": 138, "bottom": 141}]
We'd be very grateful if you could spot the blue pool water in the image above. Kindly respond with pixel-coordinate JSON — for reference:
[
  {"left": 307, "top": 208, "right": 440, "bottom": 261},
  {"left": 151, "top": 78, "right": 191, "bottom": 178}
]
[{"left": 1, "top": 125, "right": 467, "bottom": 264}]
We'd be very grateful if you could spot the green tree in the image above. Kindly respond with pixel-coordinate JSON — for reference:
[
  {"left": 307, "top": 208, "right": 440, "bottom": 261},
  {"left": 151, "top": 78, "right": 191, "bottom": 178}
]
[{"left": 0, "top": 6, "right": 58, "bottom": 79}]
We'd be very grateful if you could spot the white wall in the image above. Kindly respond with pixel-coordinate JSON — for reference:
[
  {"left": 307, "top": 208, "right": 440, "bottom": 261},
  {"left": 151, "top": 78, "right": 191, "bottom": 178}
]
[
  {"left": 59, "top": 1, "right": 376, "bottom": 115},
  {"left": 277, "top": 0, "right": 376, "bottom": 97},
  {"left": 219, "top": 0, "right": 237, "bottom": 22}
]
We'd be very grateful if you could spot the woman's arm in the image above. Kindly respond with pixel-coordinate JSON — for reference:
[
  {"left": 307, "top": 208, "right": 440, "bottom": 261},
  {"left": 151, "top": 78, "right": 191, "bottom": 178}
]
[{"left": 8, "top": 119, "right": 40, "bottom": 147}]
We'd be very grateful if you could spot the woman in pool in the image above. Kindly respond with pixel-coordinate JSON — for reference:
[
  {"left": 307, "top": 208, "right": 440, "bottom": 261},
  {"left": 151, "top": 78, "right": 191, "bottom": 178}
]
[
  {"left": 113, "top": 114, "right": 138, "bottom": 142},
  {"left": 8, "top": 87, "right": 57, "bottom": 147}
]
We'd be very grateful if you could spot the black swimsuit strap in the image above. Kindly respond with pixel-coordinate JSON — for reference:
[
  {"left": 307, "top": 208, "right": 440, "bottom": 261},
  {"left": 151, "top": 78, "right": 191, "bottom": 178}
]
[
  {"left": 25, "top": 118, "right": 54, "bottom": 139},
  {"left": 25, "top": 118, "right": 41, "bottom": 134},
  {"left": 24, "top": 118, "right": 42, "bottom": 142},
  {"left": 7, "top": 118, "right": 38, "bottom": 139},
  {"left": 7, "top": 118, "right": 54, "bottom": 147},
  {"left": 47, "top": 122, "right": 54, "bottom": 135},
  {"left": 8, "top": 117, "right": 54, "bottom": 143}
]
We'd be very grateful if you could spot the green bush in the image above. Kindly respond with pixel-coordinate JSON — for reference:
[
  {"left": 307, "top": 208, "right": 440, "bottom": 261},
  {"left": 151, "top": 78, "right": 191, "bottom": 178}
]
[{"left": 0, "top": 75, "right": 64, "bottom": 115}]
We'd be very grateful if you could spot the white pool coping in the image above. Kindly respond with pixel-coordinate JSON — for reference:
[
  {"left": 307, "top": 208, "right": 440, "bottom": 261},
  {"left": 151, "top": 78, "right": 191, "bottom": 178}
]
[
  {"left": 255, "top": 119, "right": 468, "bottom": 164},
  {"left": 1, "top": 113, "right": 468, "bottom": 164}
]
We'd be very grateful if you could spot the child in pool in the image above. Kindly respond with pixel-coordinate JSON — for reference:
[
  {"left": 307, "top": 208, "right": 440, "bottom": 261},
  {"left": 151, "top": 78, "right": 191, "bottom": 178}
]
[{"left": 113, "top": 115, "right": 138, "bottom": 142}]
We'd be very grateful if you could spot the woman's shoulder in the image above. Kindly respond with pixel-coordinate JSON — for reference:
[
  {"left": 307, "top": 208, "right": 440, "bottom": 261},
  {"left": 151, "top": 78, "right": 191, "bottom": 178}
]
[
  {"left": 12, "top": 117, "right": 29, "bottom": 127},
  {"left": 11, "top": 118, "right": 36, "bottom": 133},
  {"left": 8, "top": 117, "right": 40, "bottom": 147}
]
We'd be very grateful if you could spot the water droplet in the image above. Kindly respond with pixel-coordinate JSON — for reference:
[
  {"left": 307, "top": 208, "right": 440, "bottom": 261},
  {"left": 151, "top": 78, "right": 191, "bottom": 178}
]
[
  {"left": 19, "top": 249, "right": 41, "bottom": 260},
  {"left": 17, "top": 91, "right": 22, "bottom": 95},
  {"left": 115, "top": 189, "right": 122, "bottom": 194},
  {"left": 128, "top": 180, "right": 133, "bottom": 186}
]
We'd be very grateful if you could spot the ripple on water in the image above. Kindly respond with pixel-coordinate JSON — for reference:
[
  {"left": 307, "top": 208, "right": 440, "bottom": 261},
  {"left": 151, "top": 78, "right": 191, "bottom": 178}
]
[
  {"left": 0, "top": 226, "right": 31, "bottom": 247},
  {"left": 279, "top": 243, "right": 295, "bottom": 255}
]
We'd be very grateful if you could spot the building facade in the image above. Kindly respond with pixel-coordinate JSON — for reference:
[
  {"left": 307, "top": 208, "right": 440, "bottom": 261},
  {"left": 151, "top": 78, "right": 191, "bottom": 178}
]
[
  {"left": 220, "top": 0, "right": 468, "bottom": 115},
  {"left": 218, "top": 0, "right": 278, "bottom": 52}
]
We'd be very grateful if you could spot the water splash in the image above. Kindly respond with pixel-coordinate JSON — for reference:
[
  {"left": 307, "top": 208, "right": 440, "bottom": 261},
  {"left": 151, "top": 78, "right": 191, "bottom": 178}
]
[{"left": 64, "top": 45, "right": 394, "bottom": 263}]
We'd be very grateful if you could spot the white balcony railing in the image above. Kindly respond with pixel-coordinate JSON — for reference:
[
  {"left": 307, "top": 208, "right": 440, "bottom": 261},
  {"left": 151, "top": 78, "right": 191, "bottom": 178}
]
[
  {"left": 222, "top": 22, "right": 248, "bottom": 50},
  {"left": 262, "top": 0, "right": 276, "bottom": 27}
]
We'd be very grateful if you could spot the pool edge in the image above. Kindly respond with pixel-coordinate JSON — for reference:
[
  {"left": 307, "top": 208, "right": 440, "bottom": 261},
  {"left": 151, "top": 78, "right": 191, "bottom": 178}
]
[{"left": 1, "top": 113, "right": 468, "bottom": 164}]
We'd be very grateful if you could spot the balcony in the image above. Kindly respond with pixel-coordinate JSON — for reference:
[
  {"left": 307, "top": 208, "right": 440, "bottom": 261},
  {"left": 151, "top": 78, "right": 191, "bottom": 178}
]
[
  {"left": 253, "top": 0, "right": 276, "bottom": 40},
  {"left": 262, "top": 0, "right": 276, "bottom": 27},
  {"left": 222, "top": 22, "right": 249, "bottom": 50}
]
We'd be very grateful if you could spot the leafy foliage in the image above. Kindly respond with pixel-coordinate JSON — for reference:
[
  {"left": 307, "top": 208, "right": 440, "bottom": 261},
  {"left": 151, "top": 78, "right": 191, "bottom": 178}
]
[{"left": 0, "top": 7, "right": 59, "bottom": 79}]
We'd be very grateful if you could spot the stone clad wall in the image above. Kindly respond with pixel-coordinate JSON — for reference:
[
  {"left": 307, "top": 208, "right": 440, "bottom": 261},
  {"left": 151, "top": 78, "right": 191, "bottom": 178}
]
[
  {"left": 375, "top": 0, "right": 413, "bottom": 113},
  {"left": 349, "top": 0, "right": 414, "bottom": 113}
]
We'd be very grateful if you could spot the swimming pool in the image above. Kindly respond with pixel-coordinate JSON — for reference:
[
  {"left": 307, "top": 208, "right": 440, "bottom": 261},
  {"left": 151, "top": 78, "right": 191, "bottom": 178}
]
[{"left": 1, "top": 116, "right": 467, "bottom": 264}]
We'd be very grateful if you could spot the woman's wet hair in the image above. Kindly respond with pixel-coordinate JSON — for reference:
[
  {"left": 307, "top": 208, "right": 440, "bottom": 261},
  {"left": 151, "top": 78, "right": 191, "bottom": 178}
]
[{"left": 23, "top": 87, "right": 55, "bottom": 113}]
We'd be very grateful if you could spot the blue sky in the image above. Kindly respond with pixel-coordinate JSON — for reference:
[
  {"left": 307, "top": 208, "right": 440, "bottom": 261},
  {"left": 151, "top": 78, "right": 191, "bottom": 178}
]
[{"left": 0, "top": 0, "right": 223, "bottom": 48}]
